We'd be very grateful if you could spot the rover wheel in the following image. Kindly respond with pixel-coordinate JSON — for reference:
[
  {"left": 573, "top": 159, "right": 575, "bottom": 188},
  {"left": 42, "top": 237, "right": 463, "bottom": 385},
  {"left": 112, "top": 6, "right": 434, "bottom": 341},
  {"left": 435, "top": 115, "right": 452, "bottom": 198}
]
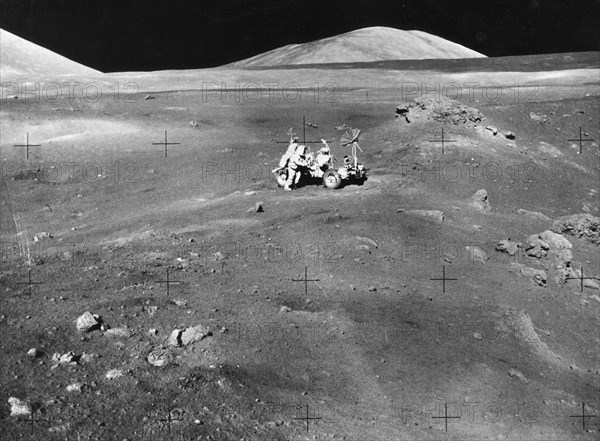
[
  {"left": 275, "top": 170, "right": 287, "bottom": 187},
  {"left": 323, "top": 170, "right": 342, "bottom": 189}
]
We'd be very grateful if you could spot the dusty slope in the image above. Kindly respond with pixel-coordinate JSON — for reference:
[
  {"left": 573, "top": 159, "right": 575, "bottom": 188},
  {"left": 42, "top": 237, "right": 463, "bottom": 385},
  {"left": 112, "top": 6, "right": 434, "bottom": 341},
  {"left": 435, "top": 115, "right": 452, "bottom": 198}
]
[
  {"left": 1, "top": 55, "right": 599, "bottom": 441},
  {"left": 231, "top": 26, "right": 486, "bottom": 66},
  {"left": 0, "top": 28, "right": 102, "bottom": 81}
]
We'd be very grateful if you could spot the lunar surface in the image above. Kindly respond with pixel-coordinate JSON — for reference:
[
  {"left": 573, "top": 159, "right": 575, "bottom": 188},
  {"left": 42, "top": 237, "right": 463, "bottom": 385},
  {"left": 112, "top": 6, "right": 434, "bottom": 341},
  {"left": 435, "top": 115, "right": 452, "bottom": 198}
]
[{"left": 1, "top": 26, "right": 599, "bottom": 441}]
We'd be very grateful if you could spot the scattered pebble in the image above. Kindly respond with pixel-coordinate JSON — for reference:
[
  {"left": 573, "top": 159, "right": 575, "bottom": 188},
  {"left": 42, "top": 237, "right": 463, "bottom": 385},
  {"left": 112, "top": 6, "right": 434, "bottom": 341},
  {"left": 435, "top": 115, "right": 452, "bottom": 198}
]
[{"left": 105, "top": 369, "right": 124, "bottom": 380}]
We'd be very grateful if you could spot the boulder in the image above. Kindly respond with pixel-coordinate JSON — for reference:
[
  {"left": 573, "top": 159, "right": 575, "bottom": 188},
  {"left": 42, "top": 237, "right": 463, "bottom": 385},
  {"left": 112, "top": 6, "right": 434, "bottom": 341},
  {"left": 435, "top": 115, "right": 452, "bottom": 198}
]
[
  {"left": 181, "top": 325, "right": 211, "bottom": 346},
  {"left": 469, "top": 189, "right": 491, "bottom": 212},
  {"left": 538, "top": 230, "right": 572, "bottom": 250},
  {"left": 524, "top": 236, "right": 550, "bottom": 258},
  {"left": 396, "top": 97, "right": 485, "bottom": 125}
]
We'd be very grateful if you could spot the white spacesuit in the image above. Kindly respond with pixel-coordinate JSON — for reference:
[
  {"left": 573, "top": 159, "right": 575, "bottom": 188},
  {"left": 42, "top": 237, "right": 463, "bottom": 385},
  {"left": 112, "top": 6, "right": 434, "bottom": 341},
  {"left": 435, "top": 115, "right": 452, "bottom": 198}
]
[
  {"left": 279, "top": 137, "right": 299, "bottom": 168},
  {"left": 284, "top": 145, "right": 310, "bottom": 191},
  {"left": 315, "top": 144, "right": 331, "bottom": 170}
]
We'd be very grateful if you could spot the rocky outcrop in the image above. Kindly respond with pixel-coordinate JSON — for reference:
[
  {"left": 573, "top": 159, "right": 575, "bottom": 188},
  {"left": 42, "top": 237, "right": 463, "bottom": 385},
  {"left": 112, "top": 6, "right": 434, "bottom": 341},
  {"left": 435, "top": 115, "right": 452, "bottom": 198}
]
[
  {"left": 552, "top": 213, "right": 600, "bottom": 245},
  {"left": 396, "top": 97, "right": 485, "bottom": 125}
]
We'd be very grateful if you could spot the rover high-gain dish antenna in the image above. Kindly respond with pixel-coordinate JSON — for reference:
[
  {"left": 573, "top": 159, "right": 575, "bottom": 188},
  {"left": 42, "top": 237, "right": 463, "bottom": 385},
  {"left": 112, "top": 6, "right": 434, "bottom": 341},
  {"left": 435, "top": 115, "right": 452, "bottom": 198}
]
[{"left": 340, "top": 128, "right": 363, "bottom": 168}]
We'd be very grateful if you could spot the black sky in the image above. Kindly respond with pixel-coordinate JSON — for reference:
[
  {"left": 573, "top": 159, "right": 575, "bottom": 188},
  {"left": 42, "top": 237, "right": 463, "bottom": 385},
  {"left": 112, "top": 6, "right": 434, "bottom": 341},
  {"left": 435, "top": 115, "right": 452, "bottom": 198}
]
[{"left": 1, "top": 0, "right": 598, "bottom": 72}]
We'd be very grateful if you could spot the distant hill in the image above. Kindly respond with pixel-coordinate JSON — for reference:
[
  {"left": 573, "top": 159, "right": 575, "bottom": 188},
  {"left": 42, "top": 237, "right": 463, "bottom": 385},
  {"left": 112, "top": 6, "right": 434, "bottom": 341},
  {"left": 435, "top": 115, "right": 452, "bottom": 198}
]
[
  {"left": 0, "top": 28, "right": 101, "bottom": 81},
  {"left": 231, "top": 26, "right": 486, "bottom": 67}
]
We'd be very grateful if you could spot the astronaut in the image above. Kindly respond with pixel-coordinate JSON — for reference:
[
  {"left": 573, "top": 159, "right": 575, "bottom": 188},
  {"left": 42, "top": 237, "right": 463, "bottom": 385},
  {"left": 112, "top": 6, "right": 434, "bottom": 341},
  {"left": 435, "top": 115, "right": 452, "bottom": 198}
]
[
  {"left": 279, "top": 136, "right": 299, "bottom": 168},
  {"left": 315, "top": 140, "right": 331, "bottom": 171},
  {"left": 284, "top": 144, "right": 310, "bottom": 191}
]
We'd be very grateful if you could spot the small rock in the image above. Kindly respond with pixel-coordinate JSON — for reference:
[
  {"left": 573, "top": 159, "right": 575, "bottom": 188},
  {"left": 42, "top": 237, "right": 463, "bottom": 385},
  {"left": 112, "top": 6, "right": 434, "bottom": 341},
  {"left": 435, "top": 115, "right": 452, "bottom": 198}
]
[
  {"left": 144, "top": 305, "right": 158, "bottom": 316},
  {"left": 105, "top": 369, "right": 123, "bottom": 380},
  {"left": 248, "top": 201, "right": 264, "bottom": 213},
  {"left": 79, "top": 352, "right": 98, "bottom": 364},
  {"left": 356, "top": 244, "right": 371, "bottom": 253},
  {"left": 33, "top": 232, "right": 52, "bottom": 242},
  {"left": 172, "top": 299, "right": 188, "bottom": 307},
  {"left": 27, "top": 348, "right": 40, "bottom": 358},
  {"left": 48, "top": 423, "right": 70, "bottom": 433},
  {"left": 8, "top": 397, "right": 31, "bottom": 417},
  {"left": 485, "top": 126, "right": 498, "bottom": 135},
  {"left": 508, "top": 368, "right": 528, "bottom": 383},
  {"left": 355, "top": 236, "right": 378, "bottom": 249},
  {"left": 368, "top": 286, "right": 377, "bottom": 292},
  {"left": 465, "top": 246, "right": 488, "bottom": 264},
  {"left": 503, "top": 131, "right": 515, "bottom": 139},
  {"left": 407, "top": 210, "right": 444, "bottom": 222},
  {"left": 144, "top": 95, "right": 155, "bottom": 100},
  {"left": 528, "top": 112, "right": 547, "bottom": 123},
  {"left": 496, "top": 240, "right": 522, "bottom": 256},
  {"left": 53, "top": 351, "right": 77, "bottom": 364},
  {"left": 473, "top": 332, "right": 483, "bottom": 340},
  {"left": 279, "top": 306, "right": 292, "bottom": 314},
  {"left": 104, "top": 327, "right": 131, "bottom": 338},
  {"left": 516, "top": 208, "right": 551, "bottom": 220},
  {"left": 168, "top": 329, "right": 182, "bottom": 347},
  {"left": 148, "top": 328, "right": 158, "bottom": 336},
  {"left": 583, "top": 279, "right": 600, "bottom": 290},
  {"left": 511, "top": 263, "right": 547, "bottom": 287},
  {"left": 189, "top": 121, "right": 198, "bottom": 127},
  {"left": 75, "top": 311, "right": 102, "bottom": 332},
  {"left": 147, "top": 348, "right": 171, "bottom": 367},
  {"left": 66, "top": 382, "right": 83, "bottom": 393}
]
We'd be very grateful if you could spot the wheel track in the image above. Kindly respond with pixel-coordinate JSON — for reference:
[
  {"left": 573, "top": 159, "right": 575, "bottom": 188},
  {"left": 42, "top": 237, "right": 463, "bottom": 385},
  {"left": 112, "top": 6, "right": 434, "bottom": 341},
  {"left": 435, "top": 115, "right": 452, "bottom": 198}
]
[{"left": 0, "top": 181, "right": 30, "bottom": 266}]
